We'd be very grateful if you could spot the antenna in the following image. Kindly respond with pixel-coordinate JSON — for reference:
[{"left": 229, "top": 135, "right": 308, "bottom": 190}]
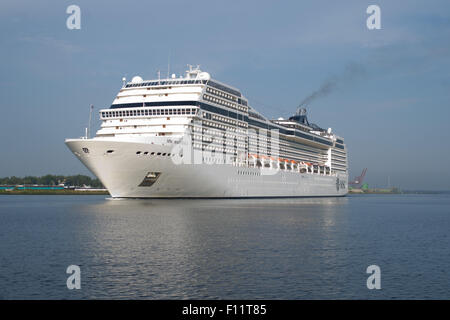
[
  {"left": 167, "top": 51, "right": 171, "bottom": 79},
  {"left": 122, "top": 77, "right": 126, "bottom": 87},
  {"left": 87, "top": 104, "right": 94, "bottom": 139},
  {"left": 157, "top": 70, "right": 161, "bottom": 84}
]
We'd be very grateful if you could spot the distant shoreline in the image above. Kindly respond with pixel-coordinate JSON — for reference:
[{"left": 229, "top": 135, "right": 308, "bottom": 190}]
[
  {"left": 349, "top": 189, "right": 447, "bottom": 195},
  {"left": 0, "top": 189, "right": 109, "bottom": 195}
]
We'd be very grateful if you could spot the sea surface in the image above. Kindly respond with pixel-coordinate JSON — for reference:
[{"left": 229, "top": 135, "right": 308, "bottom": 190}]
[{"left": 0, "top": 194, "right": 449, "bottom": 299}]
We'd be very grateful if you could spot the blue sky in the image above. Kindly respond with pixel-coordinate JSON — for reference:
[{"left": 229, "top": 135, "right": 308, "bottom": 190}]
[{"left": 0, "top": 0, "right": 449, "bottom": 190}]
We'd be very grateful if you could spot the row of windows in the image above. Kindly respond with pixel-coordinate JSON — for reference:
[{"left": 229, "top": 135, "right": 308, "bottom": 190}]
[
  {"left": 192, "top": 143, "right": 239, "bottom": 154},
  {"left": 202, "top": 111, "right": 247, "bottom": 128},
  {"left": 136, "top": 151, "right": 175, "bottom": 157},
  {"left": 125, "top": 79, "right": 207, "bottom": 88},
  {"left": 332, "top": 159, "right": 347, "bottom": 165},
  {"left": 332, "top": 160, "right": 347, "bottom": 166},
  {"left": 110, "top": 101, "right": 199, "bottom": 109},
  {"left": 332, "top": 148, "right": 347, "bottom": 156},
  {"left": 237, "top": 170, "right": 261, "bottom": 176},
  {"left": 101, "top": 108, "right": 198, "bottom": 119},
  {"left": 203, "top": 94, "right": 247, "bottom": 113},
  {"left": 201, "top": 120, "right": 247, "bottom": 134},
  {"left": 199, "top": 102, "right": 248, "bottom": 124},
  {"left": 332, "top": 153, "right": 347, "bottom": 161},
  {"left": 247, "top": 133, "right": 272, "bottom": 142},
  {"left": 192, "top": 125, "right": 246, "bottom": 140},
  {"left": 332, "top": 156, "right": 347, "bottom": 162},
  {"left": 207, "top": 80, "right": 241, "bottom": 97},
  {"left": 193, "top": 135, "right": 246, "bottom": 148},
  {"left": 194, "top": 131, "right": 246, "bottom": 143},
  {"left": 206, "top": 87, "right": 237, "bottom": 102},
  {"left": 332, "top": 161, "right": 347, "bottom": 167},
  {"left": 248, "top": 160, "right": 332, "bottom": 174}
]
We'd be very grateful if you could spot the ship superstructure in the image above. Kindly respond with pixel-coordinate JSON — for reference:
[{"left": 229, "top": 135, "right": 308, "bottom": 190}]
[{"left": 65, "top": 66, "right": 348, "bottom": 198}]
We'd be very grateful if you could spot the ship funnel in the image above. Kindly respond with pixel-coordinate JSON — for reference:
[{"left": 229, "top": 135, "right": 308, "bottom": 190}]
[
  {"left": 289, "top": 106, "right": 309, "bottom": 126},
  {"left": 296, "top": 106, "right": 307, "bottom": 116}
]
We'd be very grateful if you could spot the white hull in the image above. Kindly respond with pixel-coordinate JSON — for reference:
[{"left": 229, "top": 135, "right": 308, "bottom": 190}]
[{"left": 65, "top": 138, "right": 348, "bottom": 198}]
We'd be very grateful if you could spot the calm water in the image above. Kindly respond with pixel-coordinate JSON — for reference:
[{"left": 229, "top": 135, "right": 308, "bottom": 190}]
[{"left": 0, "top": 194, "right": 449, "bottom": 299}]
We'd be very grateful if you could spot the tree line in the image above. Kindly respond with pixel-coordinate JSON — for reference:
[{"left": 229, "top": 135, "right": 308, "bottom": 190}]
[{"left": 0, "top": 175, "right": 104, "bottom": 188}]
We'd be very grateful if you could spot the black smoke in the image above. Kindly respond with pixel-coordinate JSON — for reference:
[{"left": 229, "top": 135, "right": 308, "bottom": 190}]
[{"left": 299, "top": 62, "right": 366, "bottom": 107}]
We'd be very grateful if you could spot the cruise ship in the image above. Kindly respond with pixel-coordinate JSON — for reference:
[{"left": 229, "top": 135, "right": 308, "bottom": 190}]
[{"left": 65, "top": 66, "right": 348, "bottom": 198}]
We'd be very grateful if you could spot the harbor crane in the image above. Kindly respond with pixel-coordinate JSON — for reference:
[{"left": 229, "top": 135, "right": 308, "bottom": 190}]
[{"left": 349, "top": 168, "right": 367, "bottom": 188}]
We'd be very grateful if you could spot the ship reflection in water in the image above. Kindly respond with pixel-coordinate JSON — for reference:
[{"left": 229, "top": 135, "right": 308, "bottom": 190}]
[
  {"left": 77, "top": 197, "right": 349, "bottom": 299},
  {"left": 1, "top": 194, "right": 449, "bottom": 299}
]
